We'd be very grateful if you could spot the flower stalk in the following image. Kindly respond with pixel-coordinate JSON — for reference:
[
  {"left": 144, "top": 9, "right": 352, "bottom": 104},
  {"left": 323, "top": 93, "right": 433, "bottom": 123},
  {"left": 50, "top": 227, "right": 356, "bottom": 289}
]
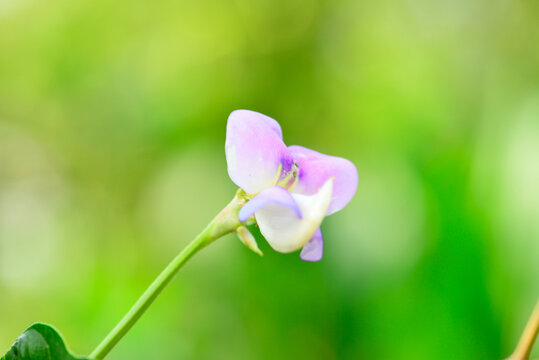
[
  {"left": 508, "top": 300, "right": 539, "bottom": 360},
  {"left": 89, "top": 193, "right": 245, "bottom": 360}
]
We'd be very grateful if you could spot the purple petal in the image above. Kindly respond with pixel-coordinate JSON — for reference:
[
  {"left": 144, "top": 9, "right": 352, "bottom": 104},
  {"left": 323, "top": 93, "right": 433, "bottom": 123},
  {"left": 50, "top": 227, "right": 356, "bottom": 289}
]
[
  {"left": 226, "top": 110, "right": 294, "bottom": 194},
  {"left": 300, "top": 228, "right": 323, "bottom": 262},
  {"left": 289, "top": 145, "right": 358, "bottom": 215},
  {"left": 238, "top": 186, "right": 301, "bottom": 222}
]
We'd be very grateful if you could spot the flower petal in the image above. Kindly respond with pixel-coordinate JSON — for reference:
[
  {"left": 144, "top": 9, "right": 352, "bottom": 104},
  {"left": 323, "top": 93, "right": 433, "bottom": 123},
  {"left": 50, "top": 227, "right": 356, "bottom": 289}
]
[
  {"left": 255, "top": 179, "right": 333, "bottom": 253},
  {"left": 238, "top": 186, "right": 301, "bottom": 222},
  {"left": 226, "top": 110, "right": 293, "bottom": 194},
  {"left": 289, "top": 145, "right": 358, "bottom": 214},
  {"left": 300, "top": 228, "right": 323, "bottom": 262}
]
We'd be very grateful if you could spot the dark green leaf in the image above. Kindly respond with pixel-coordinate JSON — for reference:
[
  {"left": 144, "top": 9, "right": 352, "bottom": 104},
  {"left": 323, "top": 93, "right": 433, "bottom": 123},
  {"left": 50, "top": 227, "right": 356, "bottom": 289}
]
[{"left": 1, "top": 323, "right": 88, "bottom": 360}]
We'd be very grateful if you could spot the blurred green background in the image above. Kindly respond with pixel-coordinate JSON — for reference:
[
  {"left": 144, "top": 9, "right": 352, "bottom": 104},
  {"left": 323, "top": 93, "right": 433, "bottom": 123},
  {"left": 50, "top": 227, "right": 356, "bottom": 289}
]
[{"left": 1, "top": 0, "right": 538, "bottom": 359}]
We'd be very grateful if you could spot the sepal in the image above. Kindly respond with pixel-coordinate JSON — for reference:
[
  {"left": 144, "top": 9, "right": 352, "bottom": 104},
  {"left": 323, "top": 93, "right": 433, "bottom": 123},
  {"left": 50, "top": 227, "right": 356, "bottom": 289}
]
[{"left": 236, "top": 226, "right": 263, "bottom": 257}]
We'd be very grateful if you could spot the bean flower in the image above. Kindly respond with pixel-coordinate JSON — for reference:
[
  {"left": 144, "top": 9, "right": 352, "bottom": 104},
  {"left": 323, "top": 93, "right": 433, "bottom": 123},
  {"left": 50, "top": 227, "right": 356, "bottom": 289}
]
[
  {"left": 3, "top": 109, "right": 359, "bottom": 360},
  {"left": 226, "top": 110, "right": 358, "bottom": 261}
]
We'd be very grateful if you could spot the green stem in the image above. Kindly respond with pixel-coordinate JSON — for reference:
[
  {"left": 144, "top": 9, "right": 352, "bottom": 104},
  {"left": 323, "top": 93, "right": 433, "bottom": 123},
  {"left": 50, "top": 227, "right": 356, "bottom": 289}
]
[{"left": 89, "top": 194, "right": 244, "bottom": 360}]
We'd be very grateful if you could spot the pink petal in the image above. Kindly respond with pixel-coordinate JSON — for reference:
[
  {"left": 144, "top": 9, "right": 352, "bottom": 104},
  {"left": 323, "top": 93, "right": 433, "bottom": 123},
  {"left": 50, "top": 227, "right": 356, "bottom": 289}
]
[
  {"left": 226, "top": 110, "right": 293, "bottom": 194},
  {"left": 289, "top": 145, "right": 358, "bottom": 214}
]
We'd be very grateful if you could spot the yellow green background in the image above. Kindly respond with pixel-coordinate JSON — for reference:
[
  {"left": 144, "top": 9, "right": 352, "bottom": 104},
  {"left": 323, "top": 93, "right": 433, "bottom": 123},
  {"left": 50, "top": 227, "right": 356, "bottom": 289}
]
[{"left": 1, "top": 0, "right": 538, "bottom": 358}]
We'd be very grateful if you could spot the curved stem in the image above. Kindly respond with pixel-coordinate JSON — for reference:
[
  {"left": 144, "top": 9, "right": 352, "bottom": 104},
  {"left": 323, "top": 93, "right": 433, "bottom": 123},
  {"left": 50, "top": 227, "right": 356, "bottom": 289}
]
[
  {"left": 508, "top": 299, "right": 539, "bottom": 360},
  {"left": 89, "top": 194, "right": 244, "bottom": 360}
]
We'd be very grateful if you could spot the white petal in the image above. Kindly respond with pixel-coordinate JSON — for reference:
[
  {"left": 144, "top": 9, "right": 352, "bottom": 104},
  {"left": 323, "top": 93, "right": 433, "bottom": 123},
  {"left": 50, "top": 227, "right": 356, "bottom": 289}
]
[{"left": 255, "top": 179, "right": 333, "bottom": 253}]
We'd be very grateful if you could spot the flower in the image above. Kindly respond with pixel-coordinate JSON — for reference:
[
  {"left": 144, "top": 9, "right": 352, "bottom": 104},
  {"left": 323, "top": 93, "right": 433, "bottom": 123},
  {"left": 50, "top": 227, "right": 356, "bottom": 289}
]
[{"left": 226, "top": 110, "right": 358, "bottom": 262}]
